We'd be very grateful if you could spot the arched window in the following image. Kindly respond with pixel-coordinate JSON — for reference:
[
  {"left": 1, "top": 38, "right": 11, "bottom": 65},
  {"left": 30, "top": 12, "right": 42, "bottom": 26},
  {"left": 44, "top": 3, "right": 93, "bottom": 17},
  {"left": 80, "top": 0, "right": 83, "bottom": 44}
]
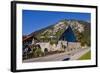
[{"left": 44, "top": 48, "right": 48, "bottom": 53}]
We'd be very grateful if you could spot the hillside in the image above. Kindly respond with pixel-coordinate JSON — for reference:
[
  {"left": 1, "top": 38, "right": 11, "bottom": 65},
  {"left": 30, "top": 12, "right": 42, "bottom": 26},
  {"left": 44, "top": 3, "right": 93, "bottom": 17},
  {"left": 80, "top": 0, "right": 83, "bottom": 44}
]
[{"left": 27, "top": 19, "right": 91, "bottom": 46}]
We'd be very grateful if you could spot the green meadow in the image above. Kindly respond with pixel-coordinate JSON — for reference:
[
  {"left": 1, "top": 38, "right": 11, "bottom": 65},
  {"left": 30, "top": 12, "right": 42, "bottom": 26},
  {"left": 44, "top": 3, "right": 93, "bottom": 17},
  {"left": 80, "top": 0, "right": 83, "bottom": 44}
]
[{"left": 78, "top": 51, "right": 91, "bottom": 60}]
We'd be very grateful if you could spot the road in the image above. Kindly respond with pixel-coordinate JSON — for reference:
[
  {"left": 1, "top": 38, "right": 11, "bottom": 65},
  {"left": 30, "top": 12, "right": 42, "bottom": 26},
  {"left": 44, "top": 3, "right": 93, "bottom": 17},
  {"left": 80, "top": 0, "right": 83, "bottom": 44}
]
[
  {"left": 70, "top": 48, "right": 90, "bottom": 60},
  {"left": 23, "top": 48, "right": 90, "bottom": 63}
]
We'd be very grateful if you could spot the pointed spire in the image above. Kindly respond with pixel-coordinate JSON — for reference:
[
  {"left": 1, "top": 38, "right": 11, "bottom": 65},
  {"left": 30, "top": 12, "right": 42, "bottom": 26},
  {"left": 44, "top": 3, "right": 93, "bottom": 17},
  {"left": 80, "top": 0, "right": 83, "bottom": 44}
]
[{"left": 59, "top": 25, "right": 76, "bottom": 42}]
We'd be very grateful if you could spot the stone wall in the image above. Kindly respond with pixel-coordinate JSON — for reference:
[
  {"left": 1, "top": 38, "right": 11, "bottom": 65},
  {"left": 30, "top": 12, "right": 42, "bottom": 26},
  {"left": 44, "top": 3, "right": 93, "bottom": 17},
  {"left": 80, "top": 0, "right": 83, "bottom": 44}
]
[
  {"left": 36, "top": 42, "right": 51, "bottom": 52},
  {"left": 56, "top": 41, "right": 68, "bottom": 51},
  {"left": 38, "top": 41, "right": 68, "bottom": 52},
  {"left": 35, "top": 41, "right": 80, "bottom": 53},
  {"left": 68, "top": 42, "right": 81, "bottom": 49}
]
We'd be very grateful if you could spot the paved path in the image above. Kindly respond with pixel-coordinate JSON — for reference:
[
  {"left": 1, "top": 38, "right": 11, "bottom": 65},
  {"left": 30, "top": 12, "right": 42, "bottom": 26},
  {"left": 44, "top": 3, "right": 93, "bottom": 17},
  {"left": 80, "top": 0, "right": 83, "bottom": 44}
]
[
  {"left": 23, "top": 48, "right": 90, "bottom": 63},
  {"left": 70, "top": 48, "right": 90, "bottom": 60}
]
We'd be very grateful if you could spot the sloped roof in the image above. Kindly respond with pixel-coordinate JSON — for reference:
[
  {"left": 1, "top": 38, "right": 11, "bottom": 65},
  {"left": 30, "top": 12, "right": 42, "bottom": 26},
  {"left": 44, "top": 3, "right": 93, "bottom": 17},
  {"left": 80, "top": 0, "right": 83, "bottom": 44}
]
[
  {"left": 59, "top": 26, "right": 76, "bottom": 42},
  {"left": 23, "top": 35, "right": 39, "bottom": 42}
]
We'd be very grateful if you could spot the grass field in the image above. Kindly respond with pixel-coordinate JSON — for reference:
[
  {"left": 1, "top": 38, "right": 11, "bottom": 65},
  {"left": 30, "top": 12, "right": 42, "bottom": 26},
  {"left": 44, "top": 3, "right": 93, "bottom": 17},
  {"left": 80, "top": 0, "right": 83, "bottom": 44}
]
[{"left": 78, "top": 51, "right": 91, "bottom": 60}]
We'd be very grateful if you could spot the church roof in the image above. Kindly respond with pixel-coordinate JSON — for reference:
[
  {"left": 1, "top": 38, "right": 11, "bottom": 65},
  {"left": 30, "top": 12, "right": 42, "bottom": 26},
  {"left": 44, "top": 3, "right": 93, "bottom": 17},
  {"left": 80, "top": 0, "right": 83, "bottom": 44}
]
[{"left": 59, "top": 26, "right": 76, "bottom": 42}]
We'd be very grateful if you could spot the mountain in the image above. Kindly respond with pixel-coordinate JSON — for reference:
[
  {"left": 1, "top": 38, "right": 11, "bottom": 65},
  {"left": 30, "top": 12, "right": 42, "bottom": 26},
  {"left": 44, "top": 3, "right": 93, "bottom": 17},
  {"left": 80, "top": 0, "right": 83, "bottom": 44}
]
[{"left": 25, "top": 19, "right": 91, "bottom": 46}]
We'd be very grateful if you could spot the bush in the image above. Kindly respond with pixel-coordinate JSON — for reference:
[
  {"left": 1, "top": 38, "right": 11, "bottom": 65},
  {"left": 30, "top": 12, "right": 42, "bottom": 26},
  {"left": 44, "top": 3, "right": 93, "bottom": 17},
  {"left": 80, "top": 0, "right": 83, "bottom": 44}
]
[{"left": 34, "top": 48, "right": 44, "bottom": 57}]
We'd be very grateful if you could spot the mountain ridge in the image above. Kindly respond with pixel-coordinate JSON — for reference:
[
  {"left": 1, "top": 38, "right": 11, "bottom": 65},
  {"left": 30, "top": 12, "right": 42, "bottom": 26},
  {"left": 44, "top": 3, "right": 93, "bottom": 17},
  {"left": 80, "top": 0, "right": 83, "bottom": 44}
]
[{"left": 23, "top": 19, "right": 90, "bottom": 46}]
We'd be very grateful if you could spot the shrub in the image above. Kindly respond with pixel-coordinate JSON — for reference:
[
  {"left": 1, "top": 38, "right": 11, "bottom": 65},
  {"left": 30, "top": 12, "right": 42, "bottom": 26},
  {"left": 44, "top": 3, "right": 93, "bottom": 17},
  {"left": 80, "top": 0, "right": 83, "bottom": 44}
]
[{"left": 34, "top": 48, "right": 44, "bottom": 57}]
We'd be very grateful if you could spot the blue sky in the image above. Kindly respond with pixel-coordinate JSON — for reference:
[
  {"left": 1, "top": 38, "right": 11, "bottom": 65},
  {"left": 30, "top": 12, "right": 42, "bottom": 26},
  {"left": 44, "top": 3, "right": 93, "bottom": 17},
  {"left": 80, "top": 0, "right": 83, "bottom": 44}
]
[{"left": 22, "top": 10, "right": 91, "bottom": 35}]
